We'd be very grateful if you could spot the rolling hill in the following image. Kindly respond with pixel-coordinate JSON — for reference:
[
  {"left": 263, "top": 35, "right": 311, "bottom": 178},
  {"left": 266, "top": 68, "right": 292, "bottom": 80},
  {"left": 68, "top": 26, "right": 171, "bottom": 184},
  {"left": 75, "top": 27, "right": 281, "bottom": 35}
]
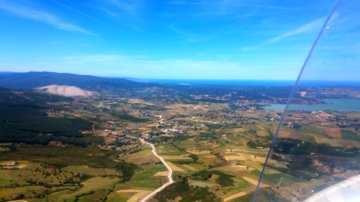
[{"left": 0, "top": 71, "right": 154, "bottom": 93}]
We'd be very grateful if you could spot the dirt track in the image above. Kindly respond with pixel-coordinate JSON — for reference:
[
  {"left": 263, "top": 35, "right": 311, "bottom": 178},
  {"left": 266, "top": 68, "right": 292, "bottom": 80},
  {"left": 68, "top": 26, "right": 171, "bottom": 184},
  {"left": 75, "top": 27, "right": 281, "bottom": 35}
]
[{"left": 140, "top": 139, "right": 174, "bottom": 202}]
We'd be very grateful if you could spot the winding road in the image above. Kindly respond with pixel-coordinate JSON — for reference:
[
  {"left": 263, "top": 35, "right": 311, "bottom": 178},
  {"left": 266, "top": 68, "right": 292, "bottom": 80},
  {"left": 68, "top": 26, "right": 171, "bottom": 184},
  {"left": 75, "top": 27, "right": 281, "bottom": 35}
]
[{"left": 140, "top": 139, "right": 174, "bottom": 202}]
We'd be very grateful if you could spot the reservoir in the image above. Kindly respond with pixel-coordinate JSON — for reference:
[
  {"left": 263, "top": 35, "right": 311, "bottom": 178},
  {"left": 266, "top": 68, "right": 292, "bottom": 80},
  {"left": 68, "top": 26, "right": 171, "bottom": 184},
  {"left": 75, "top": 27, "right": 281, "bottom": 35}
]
[{"left": 263, "top": 99, "right": 360, "bottom": 112}]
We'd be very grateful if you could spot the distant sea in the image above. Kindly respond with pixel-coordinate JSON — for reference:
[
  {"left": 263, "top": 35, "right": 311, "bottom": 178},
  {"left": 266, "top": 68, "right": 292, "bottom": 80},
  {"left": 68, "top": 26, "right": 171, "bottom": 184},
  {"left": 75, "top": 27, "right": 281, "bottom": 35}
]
[{"left": 145, "top": 79, "right": 360, "bottom": 87}]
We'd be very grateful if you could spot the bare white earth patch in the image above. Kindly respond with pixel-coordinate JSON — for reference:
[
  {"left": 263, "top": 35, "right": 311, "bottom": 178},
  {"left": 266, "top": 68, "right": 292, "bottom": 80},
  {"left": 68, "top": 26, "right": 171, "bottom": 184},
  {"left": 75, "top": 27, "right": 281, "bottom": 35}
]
[{"left": 36, "top": 85, "right": 98, "bottom": 97}]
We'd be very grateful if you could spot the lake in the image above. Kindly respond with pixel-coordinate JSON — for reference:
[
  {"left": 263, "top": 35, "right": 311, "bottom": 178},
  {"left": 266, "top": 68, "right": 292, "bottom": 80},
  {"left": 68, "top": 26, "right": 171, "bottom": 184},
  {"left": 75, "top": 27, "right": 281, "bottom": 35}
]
[{"left": 263, "top": 99, "right": 360, "bottom": 112}]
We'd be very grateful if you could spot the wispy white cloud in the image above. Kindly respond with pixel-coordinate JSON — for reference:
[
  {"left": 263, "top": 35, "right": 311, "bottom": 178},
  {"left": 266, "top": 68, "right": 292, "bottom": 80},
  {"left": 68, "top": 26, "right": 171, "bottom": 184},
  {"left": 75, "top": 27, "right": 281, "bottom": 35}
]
[
  {"left": 240, "top": 17, "right": 328, "bottom": 52},
  {"left": 105, "top": 0, "right": 142, "bottom": 16},
  {"left": 268, "top": 17, "right": 324, "bottom": 43},
  {"left": 64, "top": 54, "right": 128, "bottom": 64},
  {"left": 60, "top": 53, "right": 246, "bottom": 79},
  {"left": 51, "top": 0, "right": 98, "bottom": 22},
  {"left": 239, "top": 46, "right": 259, "bottom": 52},
  {"left": 268, "top": 12, "right": 340, "bottom": 44},
  {"left": 93, "top": 0, "right": 144, "bottom": 32},
  {"left": 169, "top": 0, "right": 303, "bottom": 17},
  {"left": 246, "top": 4, "right": 303, "bottom": 11},
  {"left": 0, "top": 0, "right": 95, "bottom": 35},
  {"left": 169, "top": 25, "right": 219, "bottom": 43}
]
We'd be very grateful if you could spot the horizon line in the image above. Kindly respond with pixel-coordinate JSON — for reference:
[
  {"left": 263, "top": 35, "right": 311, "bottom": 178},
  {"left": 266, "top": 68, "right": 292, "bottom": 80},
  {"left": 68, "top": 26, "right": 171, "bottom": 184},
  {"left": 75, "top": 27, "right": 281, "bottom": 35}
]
[{"left": 1, "top": 71, "right": 360, "bottom": 82}]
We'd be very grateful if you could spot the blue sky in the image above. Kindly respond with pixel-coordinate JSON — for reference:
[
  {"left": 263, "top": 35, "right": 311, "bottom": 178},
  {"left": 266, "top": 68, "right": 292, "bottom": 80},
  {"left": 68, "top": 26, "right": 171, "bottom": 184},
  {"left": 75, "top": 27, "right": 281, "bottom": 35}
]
[{"left": 0, "top": 0, "right": 358, "bottom": 80}]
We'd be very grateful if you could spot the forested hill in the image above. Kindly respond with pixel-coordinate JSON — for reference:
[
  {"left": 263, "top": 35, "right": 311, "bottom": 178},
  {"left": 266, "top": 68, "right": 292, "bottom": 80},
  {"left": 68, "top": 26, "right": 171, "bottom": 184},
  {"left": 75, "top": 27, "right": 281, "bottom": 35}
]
[{"left": 0, "top": 71, "right": 155, "bottom": 93}]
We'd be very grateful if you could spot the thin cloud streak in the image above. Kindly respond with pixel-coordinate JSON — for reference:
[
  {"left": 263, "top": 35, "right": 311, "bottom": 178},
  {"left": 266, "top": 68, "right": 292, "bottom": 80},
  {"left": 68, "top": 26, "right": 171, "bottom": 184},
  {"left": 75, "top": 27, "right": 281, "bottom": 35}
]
[
  {"left": 170, "top": 1, "right": 303, "bottom": 11},
  {"left": 169, "top": 25, "right": 219, "bottom": 43},
  {"left": 51, "top": 0, "right": 98, "bottom": 22},
  {"left": 60, "top": 53, "right": 247, "bottom": 79},
  {"left": 268, "top": 17, "right": 324, "bottom": 43},
  {"left": 240, "top": 17, "right": 327, "bottom": 52},
  {"left": 64, "top": 54, "right": 128, "bottom": 64},
  {"left": 93, "top": 0, "right": 144, "bottom": 32},
  {"left": 105, "top": 0, "right": 143, "bottom": 16},
  {"left": 0, "top": 0, "right": 95, "bottom": 35}
]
